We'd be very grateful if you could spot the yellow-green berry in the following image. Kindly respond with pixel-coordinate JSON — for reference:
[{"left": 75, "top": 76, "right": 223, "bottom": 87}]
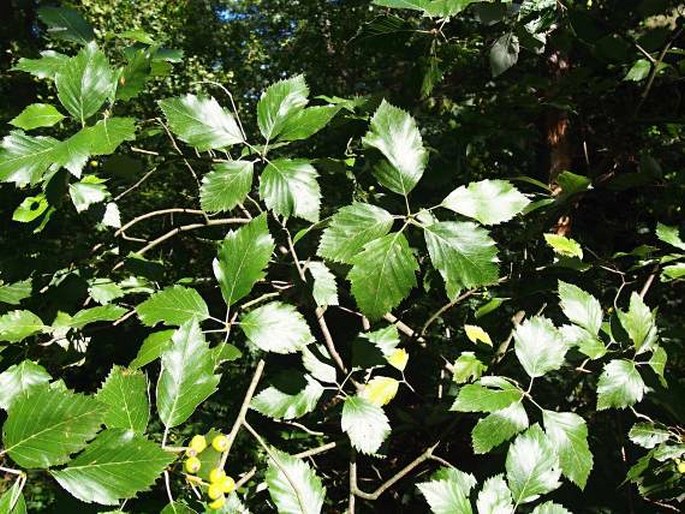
[
  {"left": 220, "top": 475, "right": 235, "bottom": 494},
  {"left": 678, "top": 461, "right": 685, "bottom": 474},
  {"left": 212, "top": 434, "right": 229, "bottom": 452},
  {"left": 184, "top": 456, "right": 201, "bottom": 474},
  {"left": 189, "top": 434, "right": 207, "bottom": 453},
  {"left": 208, "top": 495, "right": 226, "bottom": 510},
  {"left": 209, "top": 467, "right": 227, "bottom": 483},
  {"left": 207, "top": 482, "right": 223, "bottom": 500}
]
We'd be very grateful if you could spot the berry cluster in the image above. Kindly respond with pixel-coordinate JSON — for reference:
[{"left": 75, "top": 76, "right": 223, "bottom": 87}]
[{"left": 183, "top": 434, "right": 235, "bottom": 510}]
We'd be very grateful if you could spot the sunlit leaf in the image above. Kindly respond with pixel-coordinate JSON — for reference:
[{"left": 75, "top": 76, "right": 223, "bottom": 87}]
[
  {"left": 442, "top": 179, "right": 530, "bottom": 225},
  {"left": 51, "top": 429, "right": 174, "bottom": 505},
  {"left": 97, "top": 366, "right": 149, "bottom": 433},
  {"left": 156, "top": 321, "right": 220, "bottom": 427},
  {"left": 265, "top": 449, "right": 325, "bottom": 514},
  {"left": 3, "top": 385, "right": 104, "bottom": 468},
  {"left": 505, "top": 425, "right": 561, "bottom": 504},
  {"left": 362, "top": 100, "right": 427, "bottom": 196},
  {"left": 341, "top": 396, "right": 390, "bottom": 455}
]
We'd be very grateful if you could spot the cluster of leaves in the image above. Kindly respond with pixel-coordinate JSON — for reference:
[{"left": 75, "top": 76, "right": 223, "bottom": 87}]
[{"left": 1, "top": 2, "right": 684, "bottom": 513}]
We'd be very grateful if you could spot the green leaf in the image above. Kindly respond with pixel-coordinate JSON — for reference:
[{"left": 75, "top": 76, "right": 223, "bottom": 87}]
[
  {"left": 624, "top": 59, "right": 652, "bottom": 82},
  {"left": 136, "top": 285, "right": 209, "bottom": 327},
  {"left": 278, "top": 105, "right": 339, "bottom": 141},
  {"left": 3, "top": 385, "right": 104, "bottom": 468},
  {"left": 556, "top": 171, "right": 592, "bottom": 197},
  {"left": 159, "top": 94, "right": 243, "bottom": 151},
  {"left": 542, "top": 410, "right": 593, "bottom": 489},
  {"left": 372, "top": 0, "right": 432, "bottom": 13},
  {"left": 476, "top": 474, "right": 514, "bottom": 514},
  {"left": 88, "top": 279, "right": 124, "bottom": 305},
  {"left": 558, "top": 281, "right": 602, "bottom": 335},
  {"left": 0, "top": 279, "right": 32, "bottom": 305},
  {"left": 96, "top": 366, "right": 149, "bottom": 433},
  {"left": 0, "top": 310, "right": 45, "bottom": 343},
  {"left": 252, "top": 376, "right": 324, "bottom": 420},
  {"left": 618, "top": 292, "right": 657, "bottom": 354},
  {"left": 317, "top": 203, "right": 394, "bottom": 264},
  {"left": 417, "top": 467, "right": 476, "bottom": 514},
  {"left": 130, "top": 330, "right": 174, "bottom": 369},
  {"left": 441, "top": 179, "right": 530, "bottom": 225},
  {"left": 200, "top": 161, "right": 254, "bottom": 213},
  {"left": 472, "top": 402, "right": 529, "bottom": 454},
  {"left": 116, "top": 50, "right": 152, "bottom": 101},
  {"left": 596, "top": 359, "right": 647, "bottom": 410},
  {"left": 424, "top": 221, "right": 499, "bottom": 300},
  {"left": 0, "top": 131, "right": 60, "bottom": 186},
  {"left": 241, "top": 302, "right": 314, "bottom": 354},
  {"left": 66, "top": 305, "right": 127, "bottom": 330},
  {"left": 55, "top": 42, "right": 114, "bottom": 124},
  {"left": 52, "top": 118, "right": 134, "bottom": 175},
  {"left": 362, "top": 100, "right": 428, "bottom": 196},
  {"left": 257, "top": 75, "right": 309, "bottom": 142},
  {"left": 9, "top": 104, "right": 65, "bottom": 130},
  {"left": 302, "top": 346, "right": 337, "bottom": 384},
  {"left": 69, "top": 175, "right": 109, "bottom": 212},
  {"left": 513, "top": 316, "right": 567, "bottom": 378},
  {"left": 306, "top": 261, "right": 338, "bottom": 307},
  {"left": 544, "top": 233, "right": 583, "bottom": 259},
  {"left": 84, "top": 117, "right": 137, "bottom": 155},
  {"left": 505, "top": 425, "right": 561, "bottom": 505},
  {"left": 37, "top": 6, "right": 95, "bottom": 44},
  {"left": 451, "top": 378, "right": 523, "bottom": 413},
  {"left": 662, "top": 262, "right": 685, "bottom": 281},
  {"left": 259, "top": 158, "right": 321, "bottom": 222},
  {"left": 0, "top": 478, "right": 27, "bottom": 513},
  {"left": 559, "top": 325, "right": 606, "bottom": 360},
  {"left": 212, "top": 342, "right": 242, "bottom": 366},
  {"left": 13, "top": 194, "right": 49, "bottom": 223},
  {"left": 531, "top": 502, "right": 572, "bottom": 514},
  {"left": 648, "top": 345, "right": 667, "bottom": 381},
  {"left": 656, "top": 223, "right": 685, "bottom": 251},
  {"left": 156, "top": 321, "right": 220, "bottom": 427},
  {"left": 213, "top": 214, "right": 275, "bottom": 307},
  {"left": 341, "top": 395, "right": 391, "bottom": 455},
  {"left": 490, "top": 33, "right": 519, "bottom": 77},
  {"left": 348, "top": 232, "right": 418, "bottom": 319},
  {"left": 160, "top": 502, "right": 197, "bottom": 514},
  {"left": 628, "top": 422, "right": 671, "bottom": 449},
  {"left": 13, "top": 50, "right": 69, "bottom": 79},
  {"left": 51, "top": 429, "right": 175, "bottom": 505},
  {"left": 452, "top": 352, "right": 487, "bottom": 384},
  {"left": 265, "top": 449, "right": 325, "bottom": 514},
  {"left": 0, "top": 360, "right": 51, "bottom": 410}
]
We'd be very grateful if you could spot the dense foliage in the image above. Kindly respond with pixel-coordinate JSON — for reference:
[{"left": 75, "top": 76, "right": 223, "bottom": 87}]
[{"left": 0, "top": 1, "right": 683, "bottom": 513}]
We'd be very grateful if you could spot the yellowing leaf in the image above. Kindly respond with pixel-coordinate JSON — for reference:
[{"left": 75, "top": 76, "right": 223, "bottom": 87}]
[
  {"left": 544, "top": 234, "right": 583, "bottom": 259},
  {"left": 465, "top": 324, "right": 492, "bottom": 346},
  {"left": 387, "top": 348, "right": 409, "bottom": 371},
  {"left": 360, "top": 376, "right": 399, "bottom": 407}
]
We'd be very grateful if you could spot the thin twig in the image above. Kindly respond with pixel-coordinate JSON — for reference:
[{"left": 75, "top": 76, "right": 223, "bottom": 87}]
[
  {"left": 639, "top": 265, "right": 659, "bottom": 299},
  {"left": 113, "top": 218, "right": 249, "bottom": 270},
  {"left": 351, "top": 442, "right": 440, "bottom": 500},
  {"left": 421, "top": 290, "right": 476, "bottom": 335},
  {"left": 157, "top": 118, "right": 201, "bottom": 188},
  {"left": 316, "top": 306, "right": 348, "bottom": 376},
  {"left": 383, "top": 313, "right": 426, "bottom": 345},
  {"left": 115, "top": 208, "right": 206, "bottom": 237},
  {"left": 293, "top": 441, "right": 337, "bottom": 459},
  {"left": 114, "top": 166, "right": 159, "bottom": 201},
  {"left": 219, "top": 359, "right": 266, "bottom": 468},
  {"left": 234, "top": 467, "right": 256, "bottom": 490},
  {"left": 243, "top": 420, "right": 308, "bottom": 513}
]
